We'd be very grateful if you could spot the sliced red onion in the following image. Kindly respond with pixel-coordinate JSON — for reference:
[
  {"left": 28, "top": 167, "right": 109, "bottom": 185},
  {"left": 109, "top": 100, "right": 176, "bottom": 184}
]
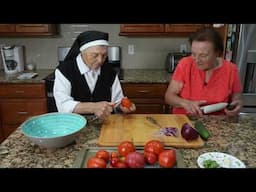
[{"left": 159, "top": 127, "right": 178, "bottom": 137}]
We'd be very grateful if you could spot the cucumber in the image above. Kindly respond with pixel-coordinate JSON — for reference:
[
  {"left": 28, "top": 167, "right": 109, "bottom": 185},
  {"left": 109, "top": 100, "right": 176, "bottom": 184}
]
[{"left": 194, "top": 121, "right": 210, "bottom": 140}]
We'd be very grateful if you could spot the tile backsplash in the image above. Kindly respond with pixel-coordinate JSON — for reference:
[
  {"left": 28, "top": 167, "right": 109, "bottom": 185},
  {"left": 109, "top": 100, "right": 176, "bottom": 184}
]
[{"left": 0, "top": 24, "right": 190, "bottom": 70}]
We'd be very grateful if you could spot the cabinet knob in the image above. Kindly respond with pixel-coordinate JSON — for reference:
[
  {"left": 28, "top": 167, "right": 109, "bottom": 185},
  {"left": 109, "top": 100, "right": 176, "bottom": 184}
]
[
  {"left": 15, "top": 90, "right": 25, "bottom": 94},
  {"left": 17, "top": 111, "right": 28, "bottom": 115},
  {"left": 138, "top": 90, "right": 150, "bottom": 93}
]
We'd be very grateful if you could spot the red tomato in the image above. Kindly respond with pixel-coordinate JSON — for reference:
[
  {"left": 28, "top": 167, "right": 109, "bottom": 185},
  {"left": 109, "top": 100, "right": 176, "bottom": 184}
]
[
  {"left": 111, "top": 151, "right": 119, "bottom": 158},
  {"left": 118, "top": 141, "right": 135, "bottom": 157},
  {"left": 110, "top": 157, "right": 119, "bottom": 167},
  {"left": 144, "top": 151, "right": 157, "bottom": 165},
  {"left": 115, "top": 161, "right": 128, "bottom": 168},
  {"left": 158, "top": 149, "right": 176, "bottom": 168},
  {"left": 95, "top": 150, "right": 109, "bottom": 162},
  {"left": 144, "top": 140, "right": 164, "bottom": 156},
  {"left": 87, "top": 157, "right": 107, "bottom": 168},
  {"left": 121, "top": 97, "right": 132, "bottom": 108}
]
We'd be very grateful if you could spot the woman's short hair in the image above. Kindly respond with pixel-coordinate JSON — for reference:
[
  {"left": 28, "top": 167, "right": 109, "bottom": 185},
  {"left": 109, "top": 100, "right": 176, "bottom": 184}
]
[{"left": 189, "top": 27, "right": 224, "bottom": 56}]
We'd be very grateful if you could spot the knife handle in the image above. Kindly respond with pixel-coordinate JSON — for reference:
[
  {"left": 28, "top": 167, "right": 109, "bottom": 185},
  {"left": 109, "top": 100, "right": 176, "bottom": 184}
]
[{"left": 226, "top": 103, "right": 235, "bottom": 110}]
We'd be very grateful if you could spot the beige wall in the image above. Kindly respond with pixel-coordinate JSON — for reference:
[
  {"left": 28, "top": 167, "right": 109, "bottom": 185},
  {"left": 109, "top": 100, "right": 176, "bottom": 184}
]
[{"left": 0, "top": 24, "right": 190, "bottom": 70}]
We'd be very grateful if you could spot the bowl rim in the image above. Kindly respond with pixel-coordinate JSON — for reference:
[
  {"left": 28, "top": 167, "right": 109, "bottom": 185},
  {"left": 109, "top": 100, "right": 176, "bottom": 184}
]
[{"left": 20, "top": 112, "right": 87, "bottom": 139}]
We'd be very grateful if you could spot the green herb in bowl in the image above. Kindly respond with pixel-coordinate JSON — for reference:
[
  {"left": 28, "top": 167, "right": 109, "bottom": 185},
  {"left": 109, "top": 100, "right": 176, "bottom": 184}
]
[{"left": 203, "top": 159, "right": 220, "bottom": 168}]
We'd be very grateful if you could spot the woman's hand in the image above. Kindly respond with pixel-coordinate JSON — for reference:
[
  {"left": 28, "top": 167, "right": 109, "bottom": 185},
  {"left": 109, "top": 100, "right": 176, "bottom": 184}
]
[
  {"left": 182, "top": 100, "right": 207, "bottom": 117},
  {"left": 224, "top": 99, "right": 242, "bottom": 116}
]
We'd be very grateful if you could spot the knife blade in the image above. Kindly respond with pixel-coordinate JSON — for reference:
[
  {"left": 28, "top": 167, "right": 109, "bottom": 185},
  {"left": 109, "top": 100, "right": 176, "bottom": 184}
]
[{"left": 200, "top": 102, "right": 228, "bottom": 114}]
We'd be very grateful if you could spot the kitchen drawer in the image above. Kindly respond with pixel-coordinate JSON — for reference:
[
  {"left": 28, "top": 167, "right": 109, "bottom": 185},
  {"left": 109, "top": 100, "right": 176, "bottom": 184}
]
[
  {"left": 0, "top": 126, "right": 4, "bottom": 143},
  {"left": 134, "top": 103, "right": 166, "bottom": 114},
  {"left": 122, "top": 83, "right": 168, "bottom": 114},
  {"left": 1, "top": 99, "right": 47, "bottom": 124},
  {"left": 0, "top": 83, "right": 46, "bottom": 98},
  {"left": 2, "top": 124, "right": 18, "bottom": 139},
  {"left": 122, "top": 83, "right": 167, "bottom": 98}
]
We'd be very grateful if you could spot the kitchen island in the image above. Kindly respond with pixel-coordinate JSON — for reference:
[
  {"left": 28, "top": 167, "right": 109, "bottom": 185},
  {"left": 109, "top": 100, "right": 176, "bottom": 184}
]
[{"left": 0, "top": 114, "right": 255, "bottom": 168}]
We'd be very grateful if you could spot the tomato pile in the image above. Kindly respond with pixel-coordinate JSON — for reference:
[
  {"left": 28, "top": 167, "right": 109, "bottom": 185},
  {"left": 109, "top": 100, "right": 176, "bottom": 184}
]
[{"left": 86, "top": 140, "right": 176, "bottom": 168}]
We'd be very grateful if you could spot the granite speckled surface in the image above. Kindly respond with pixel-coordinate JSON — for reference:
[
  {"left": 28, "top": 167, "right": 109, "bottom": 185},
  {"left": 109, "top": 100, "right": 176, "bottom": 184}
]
[
  {"left": 0, "top": 69, "right": 54, "bottom": 83},
  {"left": 1, "top": 114, "right": 255, "bottom": 168},
  {"left": 0, "top": 69, "right": 171, "bottom": 83},
  {"left": 121, "top": 69, "right": 170, "bottom": 83}
]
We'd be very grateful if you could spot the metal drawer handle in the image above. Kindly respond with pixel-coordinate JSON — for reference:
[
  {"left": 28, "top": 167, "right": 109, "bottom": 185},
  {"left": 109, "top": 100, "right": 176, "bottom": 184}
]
[
  {"left": 17, "top": 111, "right": 28, "bottom": 115},
  {"left": 138, "top": 90, "right": 150, "bottom": 93},
  {"left": 15, "top": 91, "right": 25, "bottom": 94}
]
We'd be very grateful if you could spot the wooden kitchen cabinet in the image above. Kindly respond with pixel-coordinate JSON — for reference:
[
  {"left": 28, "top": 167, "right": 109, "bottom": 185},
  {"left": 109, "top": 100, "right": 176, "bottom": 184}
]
[
  {"left": 0, "top": 83, "right": 47, "bottom": 143},
  {"left": 164, "top": 24, "right": 207, "bottom": 36},
  {"left": 121, "top": 83, "right": 169, "bottom": 114},
  {"left": 120, "top": 24, "right": 165, "bottom": 35},
  {"left": 0, "top": 124, "right": 3, "bottom": 143},
  {"left": 0, "top": 24, "right": 58, "bottom": 36},
  {"left": 120, "top": 24, "right": 206, "bottom": 36},
  {"left": 120, "top": 24, "right": 227, "bottom": 38}
]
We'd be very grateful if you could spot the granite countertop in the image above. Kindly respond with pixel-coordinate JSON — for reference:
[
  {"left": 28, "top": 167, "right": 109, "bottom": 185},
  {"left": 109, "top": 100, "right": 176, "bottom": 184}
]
[
  {"left": 0, "top": 69, "right": 54, "bottom": 83},
  {"left": 1, "top": 114, "right": 255, "bottom": 168},
  {"left": 121, "top": 69, "right": 170, "bottom": 83},
  {"left": 0, "top": 69, "right": 171, "bottom": 84}
]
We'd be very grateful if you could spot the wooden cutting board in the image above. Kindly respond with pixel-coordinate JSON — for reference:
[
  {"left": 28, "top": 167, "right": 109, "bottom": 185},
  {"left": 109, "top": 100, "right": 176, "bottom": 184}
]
[{"left": 98, "top": 114, "right": 204, "bottom": 148}]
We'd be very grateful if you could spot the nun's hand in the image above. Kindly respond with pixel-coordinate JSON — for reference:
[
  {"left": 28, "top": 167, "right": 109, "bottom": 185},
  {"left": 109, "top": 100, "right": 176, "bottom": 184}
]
[
  {"left": 94, "top": 101, "right": 114, "bottom": 120},
  {"left": 120, "top": 103, "right": 136, "bottom": 113}
]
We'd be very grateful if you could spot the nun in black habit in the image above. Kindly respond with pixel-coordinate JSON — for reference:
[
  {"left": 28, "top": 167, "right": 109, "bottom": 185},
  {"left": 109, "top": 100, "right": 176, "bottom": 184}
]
[{"left": 53, "top": 30, "right": 136, "bottom": 120}]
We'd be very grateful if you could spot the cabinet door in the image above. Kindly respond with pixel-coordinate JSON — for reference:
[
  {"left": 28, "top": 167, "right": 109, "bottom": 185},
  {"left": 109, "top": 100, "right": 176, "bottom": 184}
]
[
  {"left": 1, "top": 99, "right": 47, "bottom": 124},
  {"left": 15, "top": 24, "right": 54, "bottom": 33},
  {"left": 0, "top": 24, "right": 15, "bottom": 32},
  {"left": 120, "top": 24, "right": 165, "bottom": 36},
  {"left": 120, "top": 24, "right": 165, "bottom": 33},
  {"left": 0, "top": 83, "right": 46, "bottom": 98},
  {"left": 130, "top": 98, "right": 167, "bottom": 114},
  {"left": 122, "top": 83, "right": 168, "bottom": 114},
  {"left": 2, "top": 124, "right": 18, "bottom": 140},
  {"left": 0, "top": 24, "right": 58, "bottom": 36},
  {"left": 165, "top": 24, "right": 206, "bottom": 33},
  {"left": 0, "top": 125, "right": 4, "bottom": 143}
]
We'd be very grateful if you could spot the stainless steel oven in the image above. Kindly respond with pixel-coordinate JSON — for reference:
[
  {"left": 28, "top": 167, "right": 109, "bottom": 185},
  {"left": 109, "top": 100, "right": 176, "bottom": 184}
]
[
  {"left": 44, "top": 72, "right": 57, "bottom": 112},
  {"left": 44, "top": 47, "right": 71, "bottom": 112}
]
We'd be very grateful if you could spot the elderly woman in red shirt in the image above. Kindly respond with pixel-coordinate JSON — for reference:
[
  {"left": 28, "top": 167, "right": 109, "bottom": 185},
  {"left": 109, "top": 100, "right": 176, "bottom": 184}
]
[{"left": 165, "top": 27, "right": 243, "bottom": 117}]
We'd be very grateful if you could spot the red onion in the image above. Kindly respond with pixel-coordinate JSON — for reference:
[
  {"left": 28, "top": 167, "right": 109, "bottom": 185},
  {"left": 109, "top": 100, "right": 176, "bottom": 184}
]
[
  {"left": 125, "top": 152, "right": 145, "bottom": 168},
  {"left": 181, "top": 123, "right": 199, "bottom": 141},
  {"left": 159, "top": 127, "right": 178, "bottom": 137}
]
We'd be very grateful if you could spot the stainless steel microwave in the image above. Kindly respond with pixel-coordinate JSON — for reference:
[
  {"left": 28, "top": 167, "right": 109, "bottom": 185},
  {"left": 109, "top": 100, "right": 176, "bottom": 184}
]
[{"left": 165, "top": 52, "right": 191, "bottom": 73}]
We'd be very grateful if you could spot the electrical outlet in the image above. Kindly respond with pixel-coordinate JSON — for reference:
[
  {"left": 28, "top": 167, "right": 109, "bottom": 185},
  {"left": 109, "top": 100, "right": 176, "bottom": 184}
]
[
  {"left": 128, "top": 44, "right": 134, "bottom": 55},
  {"left": 180, "top": 44, "right": 187, "bottom": 53}
]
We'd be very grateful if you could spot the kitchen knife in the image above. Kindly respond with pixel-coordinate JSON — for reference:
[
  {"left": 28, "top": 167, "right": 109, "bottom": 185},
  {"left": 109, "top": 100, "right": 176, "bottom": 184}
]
[
  {"left": 89, "top": 99, "right": 123, "bottom": 123},
  {"left": 200, "top": 102, "right": 228, "bottom": 114}
]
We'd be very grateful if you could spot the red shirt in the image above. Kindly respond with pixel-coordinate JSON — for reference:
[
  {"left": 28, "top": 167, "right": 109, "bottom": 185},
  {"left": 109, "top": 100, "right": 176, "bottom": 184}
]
[{"left": 171, "top": 56, "right": 242, "bottom": 115}]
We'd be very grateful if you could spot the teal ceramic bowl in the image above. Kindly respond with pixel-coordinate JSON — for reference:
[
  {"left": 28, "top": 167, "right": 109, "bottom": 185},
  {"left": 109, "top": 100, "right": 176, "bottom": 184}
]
[{"left": 21, "top": 113, "right": 87, "bottom": 148}]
